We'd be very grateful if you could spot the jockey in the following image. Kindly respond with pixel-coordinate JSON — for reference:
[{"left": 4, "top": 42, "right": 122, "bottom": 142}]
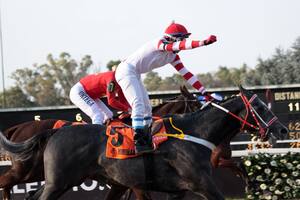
[
  {"left": 70, "top": 71, "right": 130, "bottom": 125},
  {"left": 115, "top": 22, "right": 218, "bottom": 154}
]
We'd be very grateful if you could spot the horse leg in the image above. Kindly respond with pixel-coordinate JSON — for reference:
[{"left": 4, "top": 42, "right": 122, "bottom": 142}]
[
  {"left": 24, "top": 185, "right": 44, "bottom": 200},
  {"left": 2, "top": 187, "right": 12, "bottom": 200},
  {"left": 188, "top": 173, "right": 224, "bottom": 200},
  {"left": 218, "top": 158, "right": 249, "bottom": 184},
  {"left": 122, "top": 189, "right": 132, "bottom": 200},
  {"left": 132, "top": 188, "right": 152, "bottom": 200},
  {"left": 0, "top": 159, "right": 40, "bottom": 200},
  {"left": 0, "top": 169, "right": 24, "bottom": 200},
  {"left": 105, "top": 187, "right": 151, "bottom": 200},
  {"left": 38, "top": 184, "right": 70, "bottom": 200},
  {"left": 104, "top": 185, "right": 129, "bottom": 200},
  {"left": 166, "top": 191, "right": 186, "bottom": 200}
]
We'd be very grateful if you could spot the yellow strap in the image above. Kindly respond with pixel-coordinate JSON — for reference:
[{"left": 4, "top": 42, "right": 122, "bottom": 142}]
[{"left": 155, "top": 117, "right": 185, "bottom": 140}]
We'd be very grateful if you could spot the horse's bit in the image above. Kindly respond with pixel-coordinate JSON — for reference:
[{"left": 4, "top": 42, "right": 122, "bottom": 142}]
[{"left": 209, "top": 93, "right": 278, "bottom": 139}]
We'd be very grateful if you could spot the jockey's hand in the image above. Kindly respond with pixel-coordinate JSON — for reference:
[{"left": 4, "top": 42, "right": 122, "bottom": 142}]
[
  {"left": 202, "top": 92, "right": 223, "bottom": 102},
  {"left": 204, "top": 35, "right": 217, "bottom": 45},
  {"left": 205, "top": 94, "right": 214, "bottom": 102}
]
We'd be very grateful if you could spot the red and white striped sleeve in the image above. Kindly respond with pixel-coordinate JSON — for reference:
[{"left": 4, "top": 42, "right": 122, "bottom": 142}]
[
  {"left": 171, "top": 55, "right": 206, "bottom": 94},
  {"left": 157, "top": 39, "right": 205, "bottom": 52}
]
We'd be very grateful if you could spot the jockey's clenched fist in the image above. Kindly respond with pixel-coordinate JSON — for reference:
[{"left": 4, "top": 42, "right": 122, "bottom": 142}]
[{"left": 204, "top": 35, "right": 217, "bottom": 45}]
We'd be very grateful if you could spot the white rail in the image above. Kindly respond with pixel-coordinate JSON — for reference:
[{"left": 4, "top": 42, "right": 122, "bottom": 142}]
[
  {"left": 0, "top": 160, "right": 11, "bottom": 166},
  {"left": 230, "top": 139, "right": 300, "bottom": 157},
  {"left": 232, "top": 148, "right": 300, "bottom": 157},
  {"left": 0, "top": 139, "right": 299, "bottom": 166},
  {"left": 230, "top": 139, "right": 300, "bottom": 145}
]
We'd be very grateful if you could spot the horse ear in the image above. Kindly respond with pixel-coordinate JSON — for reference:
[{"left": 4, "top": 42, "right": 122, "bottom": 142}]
[
  {"left": 180, "top": 85, "right": 186, "bottom": 93},
  {"left": 180, "top": 85, "right": 191, "bottom": 97},
  {"left": 238, "top": 84, "right": 247, "bottom": 94}
]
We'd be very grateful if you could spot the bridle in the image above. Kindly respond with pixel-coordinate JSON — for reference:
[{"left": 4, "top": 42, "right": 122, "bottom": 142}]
[
  {"left": 163, "top": 96, "right": 200, "bottom": 113},
  {"left": 156, "top": 92, "right": 279, "bottom": 151},
  {"left": 210, "top": 93, "right": 278, "bottom": 139}
]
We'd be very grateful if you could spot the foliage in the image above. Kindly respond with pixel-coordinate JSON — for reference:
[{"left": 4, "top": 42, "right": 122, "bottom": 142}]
[
  {"left": 144, "top": 71, "right": 162, "bottom": 91},
  {"left": 0, "top": 86, "right": 36, "bottom": 108},
  {"left": 243, "top": 153, "right": 300, "bottom": 199},
  {"left": 159, "top": 74, "right": 185, "bottom": 91},
  {"left": 9, "top": 52, "right": 93, "bottom": 107},
  {"left": 106, "top": 60, "right": 121, "bottom": 71},
  {"left": 144, "top": 65, "right": 249, "bottom": 90},
  {"left": 212, "top": 64, "right": 248, "bottom": 87},
  {"left": 244, "top": 37, "right": 300, "bottom": 85}
]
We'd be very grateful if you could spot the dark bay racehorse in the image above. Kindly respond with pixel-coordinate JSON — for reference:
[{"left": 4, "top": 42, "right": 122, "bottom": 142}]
[
  {"left": 0, "top": 86, "right": 288, "bottom": 200},
  {"left": 0, "top": 86, "right": 201, "bottom": 200}
]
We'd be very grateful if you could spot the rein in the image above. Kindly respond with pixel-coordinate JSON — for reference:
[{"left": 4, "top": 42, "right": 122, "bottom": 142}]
[
  {"left": 156, "top": 117, "right": 216, "bottom": 151},
  {"left": 163, "top": 98, "right": 199, "bottom": 113},
  {"left": 155, "top": 92, "right": 278, "bottom": 151},
  {"left": 210, "top": 93, "right": 278, "bottom": 138}
]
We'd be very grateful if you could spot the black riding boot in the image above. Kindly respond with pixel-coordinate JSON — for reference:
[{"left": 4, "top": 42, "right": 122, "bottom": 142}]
[{"left": 134, "top": 126, "right": 154, "bottom": 154}]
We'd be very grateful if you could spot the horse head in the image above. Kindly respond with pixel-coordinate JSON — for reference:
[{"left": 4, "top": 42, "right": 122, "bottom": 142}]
[
  {"left": 237, "top": 85, "right": 288, "bottom": 144},
  {"left": 170, "top": 85, "right": 288, "bottom": 151}
]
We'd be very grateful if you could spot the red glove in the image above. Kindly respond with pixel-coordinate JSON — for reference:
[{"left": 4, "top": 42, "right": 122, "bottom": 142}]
[
  {"left": 203, "top": 92, "right": 223, "bottom": 102},
  {"left": 204, "top": 95, "right": 214, "bottom": 102},
  {"left": 204, "top": 35, "right": 217, "bottom": 45},
  {"left": 202, "top": 92, "right": 214, "bottom": 102}
]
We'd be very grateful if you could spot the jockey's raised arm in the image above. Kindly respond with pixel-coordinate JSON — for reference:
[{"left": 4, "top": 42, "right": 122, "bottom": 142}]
[
  {"left": 171, "top": 54, "right": 206, "bottom": 94},
  {"left": 157, "top": 35, "right": 216, "bottom": 52}
]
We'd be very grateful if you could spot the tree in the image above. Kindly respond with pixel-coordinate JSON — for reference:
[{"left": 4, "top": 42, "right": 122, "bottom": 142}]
[
  {"left": 197, "top": 72, "right": 216, "bottom": 88},
  {"left": 158, "top": 74, "right": 187, "bottom": 91},
  {"left": 290, "top": 37, "right": 300, "bottom": 83},
  {"left": 245, "top": 47, "right": 297, "bottom": 85},
  {"left": 0, "top": 86, "right": 36, "bottom": 108},
  {"left": 10, "top": 52, "right": 93, "bottom": 106},
  {"left": 106, "top": 60, "right": 121, "bottom": 71},
  {"left": 143, "top": 71, "right": 162, "bottom": 91}
]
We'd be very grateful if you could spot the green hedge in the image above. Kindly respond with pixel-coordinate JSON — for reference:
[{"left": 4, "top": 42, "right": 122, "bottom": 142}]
[{"left": 243, "top": 152, "right": 300, "bottom": 200}]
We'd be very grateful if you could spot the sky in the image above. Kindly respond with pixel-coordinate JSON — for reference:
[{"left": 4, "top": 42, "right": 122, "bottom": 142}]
[{"left": 1, "top": 0, "right": 300, "bottom": 89}]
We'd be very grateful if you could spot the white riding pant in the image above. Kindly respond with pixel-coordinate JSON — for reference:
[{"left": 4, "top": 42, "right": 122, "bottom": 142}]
[
  {"left": 69, "top": 82, "right": 113, "bottom": 124},
  {"left": 115, "top": 62, "right": 152, "bottom": 129}
]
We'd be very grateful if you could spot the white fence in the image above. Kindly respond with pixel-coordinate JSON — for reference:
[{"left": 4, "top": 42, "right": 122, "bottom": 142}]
[{"left": 230, "top": 139, "right": 300, "bottom": 157}]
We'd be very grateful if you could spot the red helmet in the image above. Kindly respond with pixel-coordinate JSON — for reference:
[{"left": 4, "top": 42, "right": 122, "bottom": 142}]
[{"left": 164, "top": 22, "right": 191, "bottom": 40}]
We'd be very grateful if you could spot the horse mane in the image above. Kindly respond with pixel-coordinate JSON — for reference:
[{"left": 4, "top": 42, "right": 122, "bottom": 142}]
[{"left": 152, "top": 95, "right": 182, "bottom": 109}]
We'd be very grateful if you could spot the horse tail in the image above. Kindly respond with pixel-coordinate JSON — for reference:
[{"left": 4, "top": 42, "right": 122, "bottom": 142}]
[
  {"left": 0, "top": 129, "right": 56, "bottom": 161},
  {"left": 3, "top": 126, "right": 19, "bottom": 140}
]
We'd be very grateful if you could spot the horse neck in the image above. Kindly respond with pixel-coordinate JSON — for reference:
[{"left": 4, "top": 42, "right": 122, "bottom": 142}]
[
  {"left": 152, "top": 96, "right": 186, "bottom": 116},
  {"left": 169, "top": 96, "right": 246, "bottom": 146},
  {"left": 152, "top": 102, "right": 175, "bottom": 116}
]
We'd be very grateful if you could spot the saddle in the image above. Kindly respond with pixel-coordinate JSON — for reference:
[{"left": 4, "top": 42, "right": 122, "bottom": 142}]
[
  {"left": 105, "top": 118, "right": 168, "bottom": 159},
  {"left": 52, "top": 120, "right": 86, "bottom": 129}
]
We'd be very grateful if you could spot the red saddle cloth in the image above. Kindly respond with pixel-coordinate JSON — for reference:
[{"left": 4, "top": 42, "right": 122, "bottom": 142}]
[
  {"left": 52, "top": 120, "right": 86, "bottom": 129},
  {"left": 106, "top": 119, "right": 168, "bottom": 159}
]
